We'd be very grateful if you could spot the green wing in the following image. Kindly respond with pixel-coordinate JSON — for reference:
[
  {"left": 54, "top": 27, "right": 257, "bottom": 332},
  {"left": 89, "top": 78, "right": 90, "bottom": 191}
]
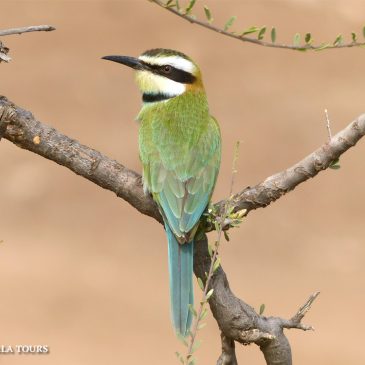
[{"left": 140, "top": 116, "right": 221, "bottom": 241}]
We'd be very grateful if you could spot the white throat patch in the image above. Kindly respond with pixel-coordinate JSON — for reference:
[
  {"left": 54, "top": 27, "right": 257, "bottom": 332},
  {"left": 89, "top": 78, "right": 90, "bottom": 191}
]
[{"left": 135, "top": 70, "right": 186, "bottom": 98}]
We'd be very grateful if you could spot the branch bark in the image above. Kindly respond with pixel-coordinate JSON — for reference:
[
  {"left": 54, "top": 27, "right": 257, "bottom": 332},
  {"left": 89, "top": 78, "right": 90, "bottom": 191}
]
[
  {"left": 1, "top": 95, "right": 364, "bottom": 365},
  {"left": 0, "top": 25, "right": 55, "bottom": 37},
  {"left": 0, "top": 25, "right": 55, "bottom": 63}
]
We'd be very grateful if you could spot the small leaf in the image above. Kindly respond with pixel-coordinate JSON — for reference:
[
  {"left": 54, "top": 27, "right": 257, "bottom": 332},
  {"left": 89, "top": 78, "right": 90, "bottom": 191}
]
[
  {"left": 200, "top": 308, "right": 208, "bottom": 320},
  {"left": 351, "top": 32, "right": 357, "bottom": 42},
  {"left": 175, "top": 0, "right": 180, "bottom": 10},
  {"left": 206, "top": 288, "right": 214, "bottom": 300},
  {"left": 224, "top": 231, "right": 230, "bottom": 242},
  {"left": 258, "top": 26, "right": 266, "bottom": 40},
  {"left": 185, "top": 0, "right": 196, "bottom": 14},
  {"left": 315, "top": 43, "right": 331, "bottom": 51},
  {"left": 197, "top": 277, "right": 205, "bottom": 291},
  {"left": 305, "top": 32, "right": 312, "bottom": 44},
  {"left": 259, "top": 303, "right": 265, "bottom": 315},
  {"left": 208, "top": 243, "right": 213, "bottom": 257},
  {"left": 224, "top": 16, "right": 236, "bottom": 31},
  {"left": 240, "top": 26, "right": 260, "bottom": 36},
  {"left": 177, "top": 333, "right": 189, "bottom": 346},
  {"left": 188, "top": 304, "right": 197, "bottom": 317},
  {"left": 165, "top": 0, "right": 174, "bottom": 7},
  {"left": 363, "top": 25, "right": 365, "bottom": 38},
  {"left": 188, "top": 360, "right": 196, "bottom": 365},
  {"left": 213, "top": 257, "right": 221, "bottom": 272},
  {"left": 204, "top": 6, "right": 213, "bottom": 23},
  {"left": 191, "top": 340, "right": 201, "bottom": 353},
  {"left": 333, "top": 34, "right": 343, "bottom": 46},
  {"left": 271, "top": 27, "right": 276, "bottom": 43},
  {"left": 293, "top": 33, "right": 301, "bottom": 46},
  {"left": 329, "top": 158, "right": 341, "bottom": 170},
  {"left": 197, "top": 322, "right": 207, "bottom": 330}
]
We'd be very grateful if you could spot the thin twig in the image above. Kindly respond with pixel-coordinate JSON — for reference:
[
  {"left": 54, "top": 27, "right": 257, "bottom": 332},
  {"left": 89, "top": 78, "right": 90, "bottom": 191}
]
[
  {"left": 0, "top": 25, "right": 55, "bottom": 37},
  {"left": 282, "top": 291, "right": 320, "bottom": 330},
  {"left": 325, "top": 109, "right": 332, "bottom": 140},
  {"left": 150, "top": 0, "right": 365, "bottom": 51}
]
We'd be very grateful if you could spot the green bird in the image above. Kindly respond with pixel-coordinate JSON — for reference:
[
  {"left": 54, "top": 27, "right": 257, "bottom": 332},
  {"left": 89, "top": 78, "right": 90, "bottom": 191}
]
[{"left": 102, "top": 49, "right": 221, "bottom": 337}]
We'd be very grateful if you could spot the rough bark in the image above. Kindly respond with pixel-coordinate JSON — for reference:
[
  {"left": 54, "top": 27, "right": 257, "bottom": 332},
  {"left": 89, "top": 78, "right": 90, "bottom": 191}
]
[{"left": 1, "top": 96, "right": 364, "bottom": 364}]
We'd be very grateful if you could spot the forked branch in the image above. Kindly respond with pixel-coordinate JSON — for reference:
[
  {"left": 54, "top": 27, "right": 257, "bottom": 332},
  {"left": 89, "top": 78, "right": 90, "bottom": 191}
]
[{"left": 0, "top": 96, "right": 364, "bottom": 364}]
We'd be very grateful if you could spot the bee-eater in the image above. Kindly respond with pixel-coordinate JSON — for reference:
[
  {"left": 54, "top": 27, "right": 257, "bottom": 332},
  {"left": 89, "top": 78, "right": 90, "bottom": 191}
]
[{"left": 102, "top": 49, "right": 221, "bottom": 337}]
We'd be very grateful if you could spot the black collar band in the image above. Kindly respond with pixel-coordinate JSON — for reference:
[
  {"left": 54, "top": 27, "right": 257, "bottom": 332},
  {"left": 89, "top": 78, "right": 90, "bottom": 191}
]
[{"left": 142, "top": 93, "right": 174, "bottom": 103}]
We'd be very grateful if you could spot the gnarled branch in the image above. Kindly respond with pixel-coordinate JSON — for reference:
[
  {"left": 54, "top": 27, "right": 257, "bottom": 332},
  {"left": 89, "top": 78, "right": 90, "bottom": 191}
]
[{"left": 0, "top": 96, "right": 364, "bottom": 365}]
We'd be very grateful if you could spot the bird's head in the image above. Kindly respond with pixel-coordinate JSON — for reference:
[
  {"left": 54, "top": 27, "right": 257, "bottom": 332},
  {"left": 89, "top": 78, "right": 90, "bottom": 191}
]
[{"left": 102, "top": 48, "right": 204, "bottom": 102}]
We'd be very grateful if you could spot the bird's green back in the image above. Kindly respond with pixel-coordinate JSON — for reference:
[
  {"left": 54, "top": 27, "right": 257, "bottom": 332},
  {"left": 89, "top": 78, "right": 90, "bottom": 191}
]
[{"left": 137, "top": 90, "right": 221, "bottom": 241}]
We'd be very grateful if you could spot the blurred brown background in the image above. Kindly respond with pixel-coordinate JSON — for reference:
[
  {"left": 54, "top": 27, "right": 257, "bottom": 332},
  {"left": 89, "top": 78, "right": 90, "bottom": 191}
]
[{"left": 1, "top": 1, "right": 364, "bottom": 364}]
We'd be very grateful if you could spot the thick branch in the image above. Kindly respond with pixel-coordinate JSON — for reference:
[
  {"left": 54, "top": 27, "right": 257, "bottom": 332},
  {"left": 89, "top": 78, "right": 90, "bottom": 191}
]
[
  {"left": 1, "top": 96, "right": 364, "bottom": 223},
  {"left": 0, "top": 96, "right": 363, "bottom": 365},
  {"left": 0, "top": 96, "right": 161, "bottom": 223},
  {"left": 194, "top": 235, "right": 319, "bottom": 365}
]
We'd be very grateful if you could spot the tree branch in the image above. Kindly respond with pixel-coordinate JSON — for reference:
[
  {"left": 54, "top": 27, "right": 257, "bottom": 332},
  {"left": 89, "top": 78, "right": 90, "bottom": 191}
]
[
  {"left": 150, "top": 0, "right": 365, "bottom": 51},
  {"left": 1, "top": 96, "right": 364, "bottom": 224},
  {"left": 0, "top": 25, "right": 55, "bottom": 63},
  {"left": 0, "top": 25, "right": 55, "bottom": 37},
  {"left": 0, "top": 96, "right": 364, "bottom": 364}
]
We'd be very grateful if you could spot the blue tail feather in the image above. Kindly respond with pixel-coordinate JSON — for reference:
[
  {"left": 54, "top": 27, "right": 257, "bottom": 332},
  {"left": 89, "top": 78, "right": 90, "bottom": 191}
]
[{"left": 166, "top": 224, "right": 194, "bottom": 337}]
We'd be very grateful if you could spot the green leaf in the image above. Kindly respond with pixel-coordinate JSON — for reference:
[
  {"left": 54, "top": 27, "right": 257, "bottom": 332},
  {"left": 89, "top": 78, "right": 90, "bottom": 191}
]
[
  {"left": 213, "top": 257, "right": 221, "bottom": 272},
  {"left": 259, "top": 303, "right": 265, "bottom": 315},
  {"left": 315, "top": 43, "right": 331, "bottom": 51},
  {"left": 271, "top": 27, "right": 276, "bottom": 43},
  {"left": 175, "top": 351, "right": 185, "bottom": 364},
  {"left": 351, "top": 32, "right": 357, "bottom": 42},
  {"left": 224, "top": 230, "right": 230, "bottom": 242},
  {"left": 165, "top": 0, "right": 174, "bottom": 7},
  {"left": 329, "top": 158, "right": 341, "bottom": 169},
  {"left": 200, "top": 308, "right": 208, "bottom": 320},
  {"left": 197, "top": 322, "right": 207, "bottom": 330},
  {"left": 197, "top": 277, "right": 205, "bottom": 291},
  {"left": 206, "top": 288, "right": 214, "bottom": 300},
  {"left": 191, "top": 340, "right": 201, "bottom": 354},
  {"left": 305, "top": 32, "right": 312, "bottom": 44},
  {"left": 208, "top": 243, "right": 213, "bottom": 257},
  {"left": 224, "top": 16, "right": 236, "bottom": 31},
  {"left": 363, "top": 25, "right": 365, "bottom": 38},
  {"left": 204, "top": 6, "right": 213, "bottom": 23},
  {"left": 185, "top": 0, "right": 196, "bottom": 14},
  {"left": 188, "top": 359, "right": 196, "bottom": 365},
  {"left": 177, "top": 333, "right": 188, "bottom": 346},
  {"left": 333, "top": 34, "right": 343, "bottom": 46},
  {"left": 188, "top": 304, "right": 197, "bottom": 317},
  {"left": 175, "top": 0, "right": 180, "bottom": 10},
  {"left": 240, "top": 26, "right": 260, "bottom": 36},
  {"left": 293, "top": 33, "right": 301, "bottom": 46},
  {"left": 258, "top": 26, "right": 266, "bottom": 40}
]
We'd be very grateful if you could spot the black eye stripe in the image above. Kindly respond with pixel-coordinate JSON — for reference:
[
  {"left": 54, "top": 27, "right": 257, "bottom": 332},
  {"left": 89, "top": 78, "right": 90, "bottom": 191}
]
[{"left": 140, "top": 61, "right": 196, "bottom": 84}]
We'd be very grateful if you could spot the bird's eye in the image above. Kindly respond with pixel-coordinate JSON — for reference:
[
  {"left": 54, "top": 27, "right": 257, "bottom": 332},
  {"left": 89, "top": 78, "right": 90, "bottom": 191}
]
[{"left": 163, "top": 65, "right": 172, "bottom": 73}]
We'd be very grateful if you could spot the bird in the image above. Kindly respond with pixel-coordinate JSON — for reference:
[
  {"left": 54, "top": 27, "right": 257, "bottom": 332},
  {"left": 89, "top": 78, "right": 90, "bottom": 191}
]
[{"left": 102, "top": 49, "right": 221, "bottom": 337}]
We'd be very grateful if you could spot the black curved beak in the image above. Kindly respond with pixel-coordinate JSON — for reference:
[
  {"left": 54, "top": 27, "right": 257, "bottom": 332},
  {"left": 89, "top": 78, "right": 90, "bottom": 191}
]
[{"left": 101, "top": 55, "right": 144, "bottom": 70}]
